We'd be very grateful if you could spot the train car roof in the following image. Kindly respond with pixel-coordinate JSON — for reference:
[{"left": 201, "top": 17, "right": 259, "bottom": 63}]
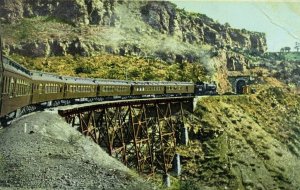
[
  {"left": 152, "top": 81, "right": 194, "bottom": 85},
  {"left": 132, "top": 81, "right": 165, "bottom": 85},
  {"left": 129, "top": 81, "right": 194, "bottom": 86},
  {"left": 31, "top": 71, "right": 64, "bottom": 83},
  {"left": 2, "top": 56, "right": 31, "bottom": 77},
  {"left": 64, "top": 76, "right": 97, "bottom": 85},
  {"left": 95, "top": 78, "right": 130, "bottom": 85}
]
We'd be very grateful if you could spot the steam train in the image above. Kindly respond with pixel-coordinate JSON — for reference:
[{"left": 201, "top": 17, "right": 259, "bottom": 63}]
[{"left": 0, "top": 49, "right": 217, "bottom": 122}]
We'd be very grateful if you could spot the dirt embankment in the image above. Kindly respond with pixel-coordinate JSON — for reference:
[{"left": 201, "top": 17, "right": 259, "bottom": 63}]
[
  {"left": 178, "top": 85, "right": 300, "bottom": 189},
  {"left": 0, "top": 110, "right": 154, "bottom": 189}
]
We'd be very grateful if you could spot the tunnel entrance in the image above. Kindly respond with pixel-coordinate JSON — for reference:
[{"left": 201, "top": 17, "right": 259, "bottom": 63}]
[{"left": 236, "top": 80, "right": 246, "bottom": 94}]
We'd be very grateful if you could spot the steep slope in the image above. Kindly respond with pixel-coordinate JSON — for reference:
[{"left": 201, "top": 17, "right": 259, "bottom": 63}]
[
  {"left": 0, "top": 111, "right": 153, "bottom": 189},
  {"left": 177, "top": 79, "right": 300, "bottom": 189}
]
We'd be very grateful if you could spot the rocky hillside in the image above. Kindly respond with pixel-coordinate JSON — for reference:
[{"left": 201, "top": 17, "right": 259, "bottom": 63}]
[
  {"left": 0, "top": 111, "right": 154, "bottom": 189},
  {"left": 0, "top": 0, "right": 267, "bottom": 61},
  {"left": 177, "top": 78, "right": 300, "bottom": 189}
]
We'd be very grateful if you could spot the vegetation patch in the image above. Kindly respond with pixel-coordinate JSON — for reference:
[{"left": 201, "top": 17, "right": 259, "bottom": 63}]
[{"left": 10, "top": 53, "right": 209, "bottom": 82}]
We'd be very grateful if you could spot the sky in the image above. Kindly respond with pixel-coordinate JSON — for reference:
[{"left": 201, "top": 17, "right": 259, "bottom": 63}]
[{"left": 170, "top": 0, "right": 300, "bottom": 52}]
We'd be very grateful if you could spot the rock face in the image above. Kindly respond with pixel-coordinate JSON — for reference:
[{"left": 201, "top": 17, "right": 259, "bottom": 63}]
[
  {"left": 0, "top": 0, "right": 267, "bottom": 58},
  {"left": 0, "top": 0, "right": 118, "bottom": 26},
  {"left": 140, "top": 1, "right": 267, "bottom": 54}
]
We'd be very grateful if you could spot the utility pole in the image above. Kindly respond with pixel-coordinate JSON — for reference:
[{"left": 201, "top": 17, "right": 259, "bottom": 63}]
[{"left": 295, "top": 42, "right": 300, "bottom": 52}]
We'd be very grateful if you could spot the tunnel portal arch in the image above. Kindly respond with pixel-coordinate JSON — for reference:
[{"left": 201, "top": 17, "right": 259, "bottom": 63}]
[{"left": 236, "top": 79, "right": 247, "bottom": 94}]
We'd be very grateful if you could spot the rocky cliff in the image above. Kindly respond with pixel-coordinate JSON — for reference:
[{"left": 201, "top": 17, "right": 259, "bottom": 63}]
[{"left": 0, "top": 0, "right": 267, "bottom": 60}]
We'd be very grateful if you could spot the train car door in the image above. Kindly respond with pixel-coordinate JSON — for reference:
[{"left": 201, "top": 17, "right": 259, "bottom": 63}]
[{"left": 63, "top": 83, "right": 67, "bottom": 98}]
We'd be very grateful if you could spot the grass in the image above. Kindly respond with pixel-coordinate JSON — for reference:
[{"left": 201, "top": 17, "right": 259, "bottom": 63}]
[{"left": 0, "top": 17, "right": 77, "bottom": 43}]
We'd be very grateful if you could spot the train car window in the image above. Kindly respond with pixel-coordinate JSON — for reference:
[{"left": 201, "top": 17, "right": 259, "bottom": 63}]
[
  {"left": 20, "top": 80, "right": 23, "bottom": 96},
  {"left": 39, "top": 84, "right": 43, "bottom": 94},
  {"left": 3, "top": 77, "right": 7, "bottom": 93},
  {"left": 19, "top": 80, "right": 21, "bottom": 96},
  {"left": 2, "top": 77, "right": 5, "bottom": 93},
  {"left": 9, "top": 78, "right": 15, "bottom": 98},
  {"left": 6, "top": 77, "right": 10, "bottom": 93},
  {"left": 16, "top": 80, "right": 19, "bottom": 96}
]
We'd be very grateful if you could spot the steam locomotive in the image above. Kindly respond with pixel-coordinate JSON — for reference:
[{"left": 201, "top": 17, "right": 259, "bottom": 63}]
[{"left": 0, "top": 43, "right": 217, "bottom": 122}]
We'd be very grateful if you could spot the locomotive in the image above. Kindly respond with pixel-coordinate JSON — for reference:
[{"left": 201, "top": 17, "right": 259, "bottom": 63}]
[
  {"left": 194, "top": 81, "right": 218, "bottom": 95},
  {"left": 0, "top": 41, "right": 217, "bottom": 122}
]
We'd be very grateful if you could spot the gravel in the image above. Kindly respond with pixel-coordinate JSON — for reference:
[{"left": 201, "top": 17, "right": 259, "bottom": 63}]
[{"left": 0, "top": 110, "right": 154, "bottom": 189}]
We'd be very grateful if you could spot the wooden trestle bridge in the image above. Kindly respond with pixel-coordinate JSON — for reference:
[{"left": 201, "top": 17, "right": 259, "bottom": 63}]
[{"left": 58, "top": 96, "right": 194, "bottom": 178}]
